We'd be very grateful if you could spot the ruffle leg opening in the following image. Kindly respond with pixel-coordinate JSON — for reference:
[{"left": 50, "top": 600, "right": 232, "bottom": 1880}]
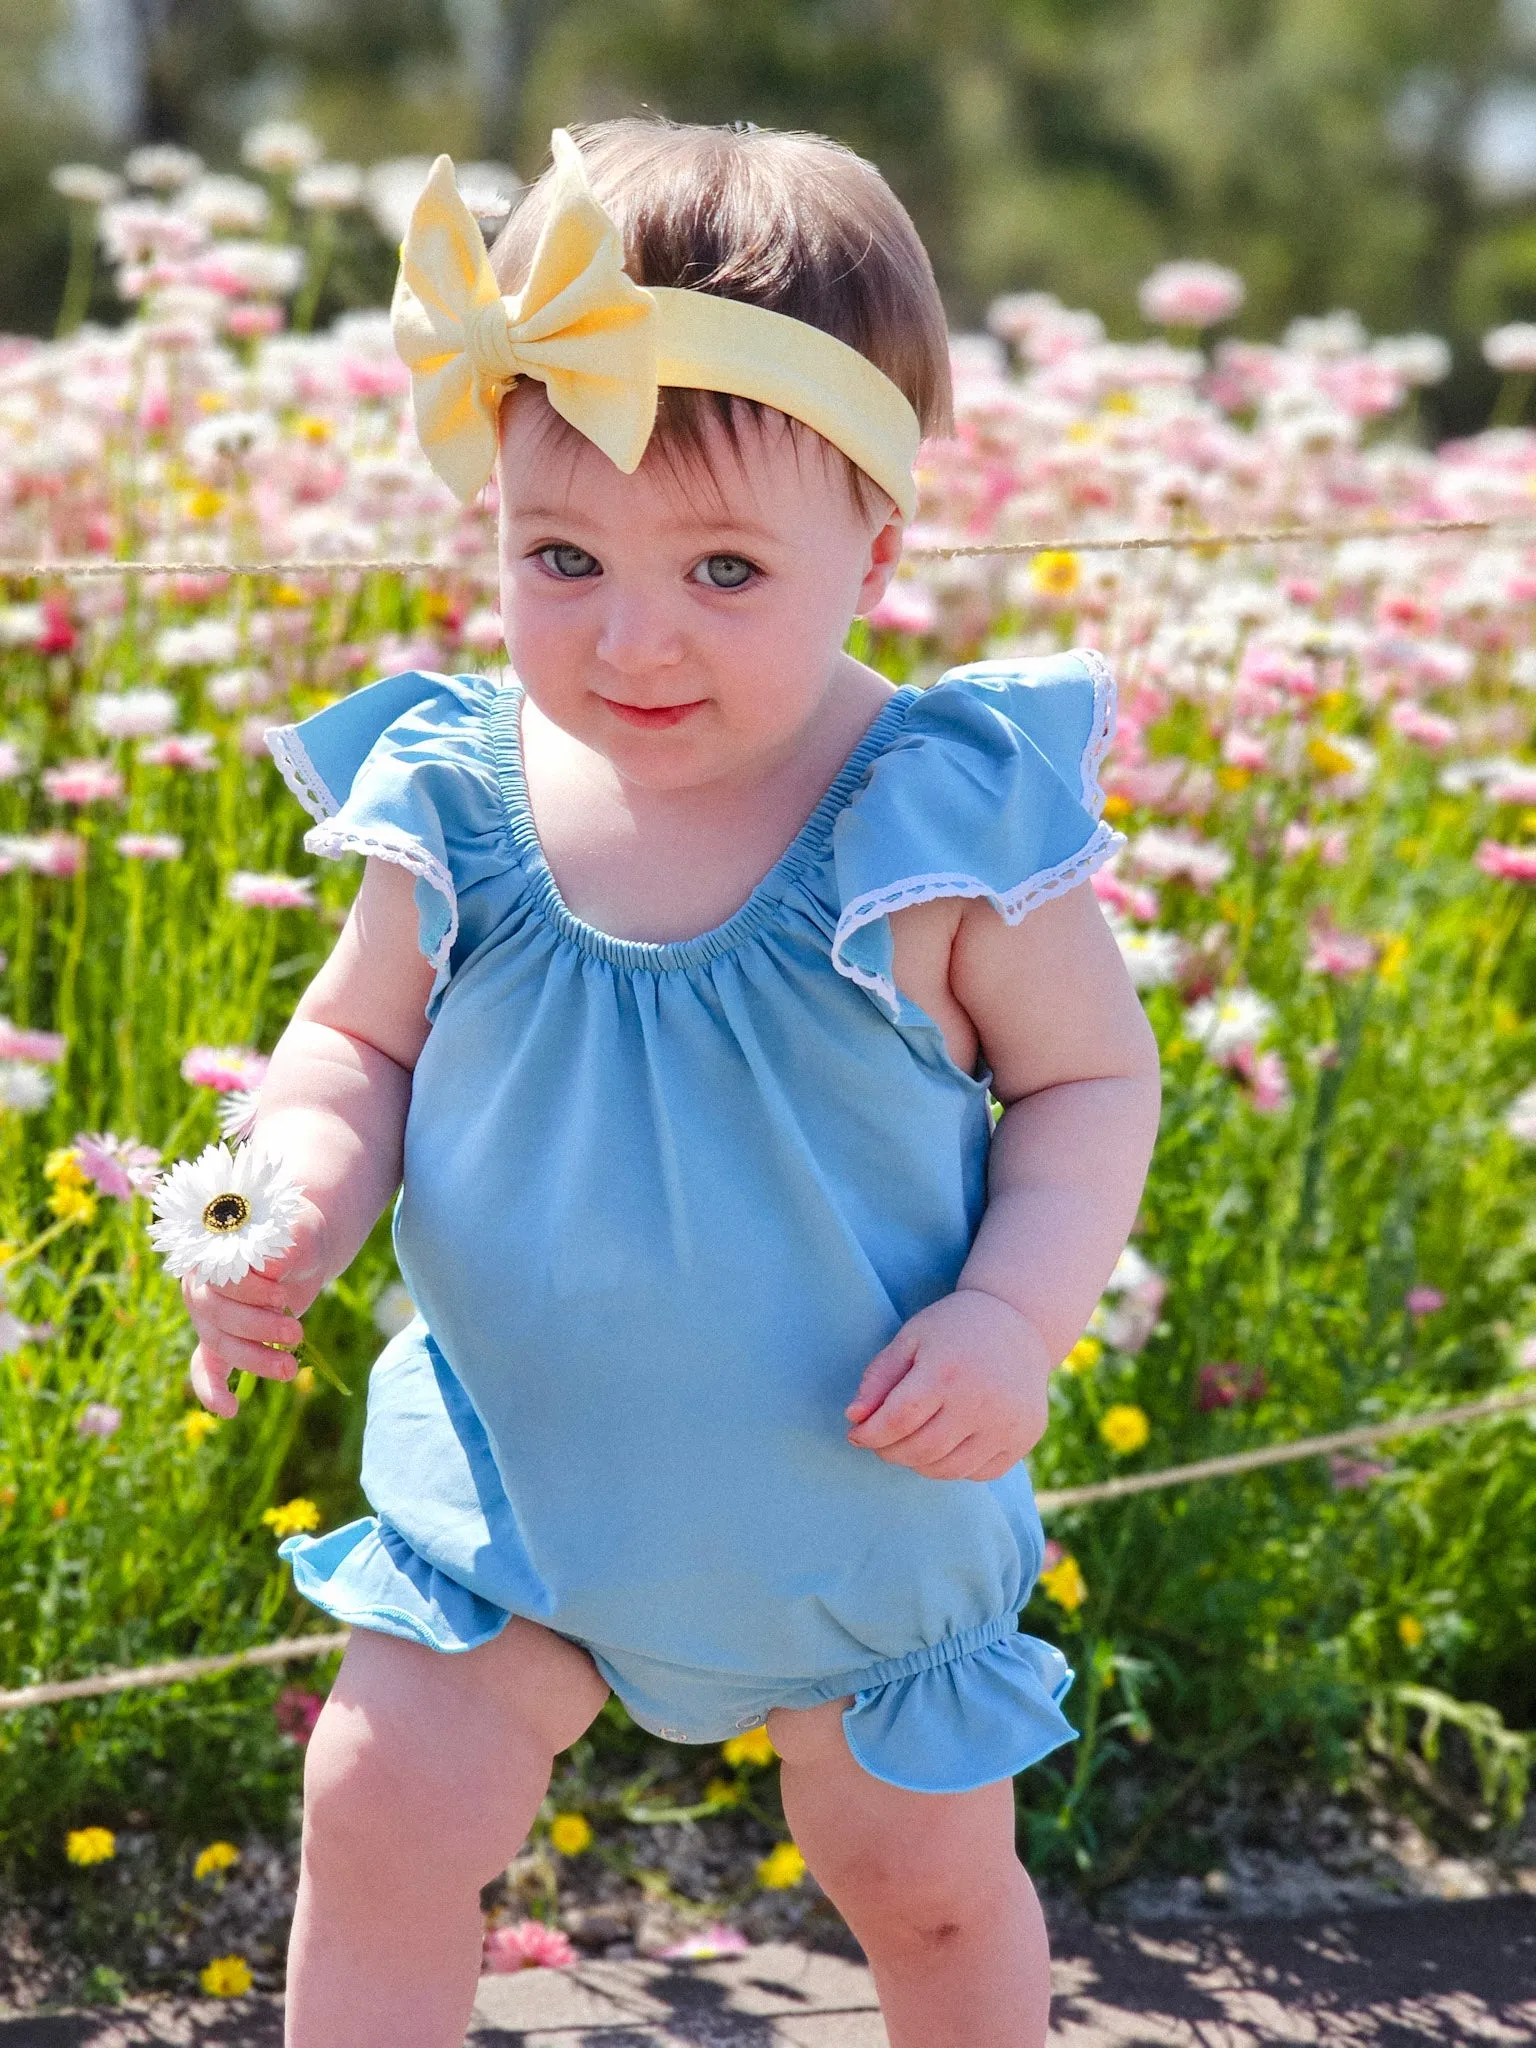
[
  {"left": 279, "top": 1515, "right": 514, "bottom": 1655},
  {"left": 839, "top": 1628, "right": 1076, "bottom": 1795}
]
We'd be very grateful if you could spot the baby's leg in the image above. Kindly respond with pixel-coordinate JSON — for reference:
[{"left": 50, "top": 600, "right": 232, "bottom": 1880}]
[
  {"left": 286, "top": 1617, "right": 609, "bottom": 2048},
  {"left": 766, "top": 1697, "right": 1050, "bottom": 2048}
]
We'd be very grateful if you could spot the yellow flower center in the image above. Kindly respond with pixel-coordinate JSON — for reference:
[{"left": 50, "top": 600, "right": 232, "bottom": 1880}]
[{"left": 202, "top": 1192, "right": 251, "bottom": 1233}]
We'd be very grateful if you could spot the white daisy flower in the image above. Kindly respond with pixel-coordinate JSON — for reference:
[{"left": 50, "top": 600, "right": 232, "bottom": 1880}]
[
  {"left": 148, "top": 1141, "right": 304, "bottom": 1285},
  {"left": 216, "top": 1088, "right": 261, "bottom": 1144},
  {"left": 1185, "top": 988, "right": 1276, "bottom": 1061}
]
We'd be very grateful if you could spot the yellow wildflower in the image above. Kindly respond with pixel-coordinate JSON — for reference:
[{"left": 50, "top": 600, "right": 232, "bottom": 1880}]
[
  {"left": 200, "top": 1955, "right": 253, "bottom": 1998},
  {"left": 194, "top": 1841, "right": 240, "bottom": 1881},
  {"left": 261, "top": 1497, "right": 321, "bottom": 1538},
  {"left": 65, "top": 1827, "right": 116, "bottom": 1865},
  {"left": 195, "top": 390, "right": 228, "bottom": 413},
  {"left": 722, "top": 1725, "right": 776, "bottom": 1769},
  {"left": 1099, "top": 1404, "right": 1151, "bottom": 1456},
  {"left": 293, "top": 1364, "right": 315, "bottom": 1395},
  {"left": 1317, "top": 689, "right": 1348, "bottom": 713},
  {"left": 1307, "top": 736, "right": 1357, "bottom": 778},
  {"left": 1029, "top": 549, "right": 1081, "bottom": 599},
  {"left": 1065, "top": 420, "right": 1097, "bottom": 443},
  {"left": 1522, "top": 808, "right": 1536, "bottom": 834},
  {"left": 1376, "top": 934, "right": 1409, "bottom": 984},
  {"left": 548, "top": 1812, "right": 592, "bottom": 1856},
  {"left": 271, "top": 581, "right": 308, "bottom": 605},
  {"left": 1397, "top": 1615, "right": 1425, "bottom": 1650},
  {"left": 704, "top": 1776, "right": 745, "bottom": 1807},
  {"left": 45, "top": 1147, "right": 85, "bottom": 1185},
  {"left": 1039, "top": 1554, "right": 1088, "bottom": 1612},
  {"left": 756, "top": 1842, "right": 806, "bottom": 1889},
  {"left": 182, "top": 1411, "right": 219, "bottom": 1446},
  {"left": 50, "top": 1498, "right": 69, "bottom": 1521},
  {"left": 1062, "top": 1335, "right": 1103, "bottom": 1374},
  {"left": 1217, "top": 765, "right": 1251, "bottom": 791},
  {"left": 183, "top": 486, "right": 226, "bottom": 521},
  {"left": 1100, "top": 389, "right": 1137, "bottom": 413},
  {"left": 293, "top": 415, "right": 333, "bottom": 444},
  {"left": 1102, "top": 793, "right": 1133, "bottom": 822},
  {"left": 0, "top": 1242, "right": 15, "bottom": 1265},
  {"left": 48, "top": 1182, "right": 97, "bottom": 1225}
]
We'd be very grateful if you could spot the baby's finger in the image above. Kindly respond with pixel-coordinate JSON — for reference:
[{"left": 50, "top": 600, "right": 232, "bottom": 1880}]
[
  {"left": 196, "top": 1327, "right": 299, "bottom": 1382},
  {"left": 844, "top": 1335, "right": 918, "bottom": 1427},
  {"left": 186, "top": 1268, "right": 294, "bottom": 1313},
  {"left": 848, "top": 1375, "right": 945, "bottom": 1449},
  {"left": 871, "top": 1411, "right": 971, "bottom": 1469},
  {"left": 189, "top": 1343, "right": 240, "bottom": 1419},
  {"left": 203, "top": 1297, "right": 305, "bottom": 1350}
]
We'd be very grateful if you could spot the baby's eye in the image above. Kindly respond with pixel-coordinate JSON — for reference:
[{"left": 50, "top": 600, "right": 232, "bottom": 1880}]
[
  {"left": 536, "top": 543, "right": 600, "bottom": 580},
  {"left": 690, "top": 554, "right": 758, "bottom": 591}
]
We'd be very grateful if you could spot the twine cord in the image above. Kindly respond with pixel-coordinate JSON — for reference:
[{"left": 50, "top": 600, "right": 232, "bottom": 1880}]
[
  {"left": 0, "top": 514, "right": 1532, "bottom": 582},
  {"left": 3, "top": 1385, "right": 1532, "bottom": 1713}
]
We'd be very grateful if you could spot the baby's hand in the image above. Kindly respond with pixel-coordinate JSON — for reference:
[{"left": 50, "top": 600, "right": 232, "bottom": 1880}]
[
  {"left": 184, "top": 1194, "right": 330, "bottom": 1420},
  {"left": 844, "top": 1289, "right": 1052, "bottom": 1481}
]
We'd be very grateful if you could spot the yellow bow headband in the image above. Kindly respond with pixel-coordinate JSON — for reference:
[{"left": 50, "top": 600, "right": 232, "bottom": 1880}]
[{"left": 389, "top": 129, "right": 920, "bottom": 521}]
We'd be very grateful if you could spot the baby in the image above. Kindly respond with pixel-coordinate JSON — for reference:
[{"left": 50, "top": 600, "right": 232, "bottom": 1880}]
[{"left": 182, "top": 118, "right": 1161, "bottom": 2048}]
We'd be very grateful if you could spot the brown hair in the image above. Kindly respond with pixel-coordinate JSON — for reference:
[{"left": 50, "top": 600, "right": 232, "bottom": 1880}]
[{"left": 488, "top": 117, "right": 952, "bottom": 519}]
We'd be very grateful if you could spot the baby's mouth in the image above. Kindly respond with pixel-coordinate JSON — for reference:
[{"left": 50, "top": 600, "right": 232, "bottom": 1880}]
[{"left": 600, "top": 697, "right": 709, "bottom": 730}]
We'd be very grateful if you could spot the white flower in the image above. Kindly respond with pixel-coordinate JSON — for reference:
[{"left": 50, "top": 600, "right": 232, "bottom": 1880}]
[
  {"left": 241, "top": 121, "right": 323, "bottom": 175},
  {"left": 1369, "top": 333, "right": 1452, "bottom": 386},
  {"left": 372, "top": 1280, "right": 417, "bottom": 1339},
  {"left": 1483, "top": 323, "right": 1536, "bottom": 374},
  {"left": 124, "top": 143, "right": 204, "bottom": 191},
  {"left": 1116, "top": 927, "right": 1184, "bottom": 990},
  {"left": 294, "top": 162, "right": 364, "bottom": 211},
  {"left": 1506, "top": 1084, "right": 1536, "bottom": 1145},
  {"left": 155, "top": 620, "right": 240, "bottom": 669},
  {"left": 86, "top": 688, "right": 178, "bottom": 740},
  {"left": 217, "top": 1088, "right": 261, "bottom": 1144},
  {"left": 0, "top": 1061, "right": 54, "bottom": 1112},
  {"left": 1186, "top": 988, "right": 1276, "bottom": 1062},
  {"left": 50, "top": 164, "right": 124, "bottom": 207},
  {"left": 148, "top": 1141, "right": 304, "bottom": 1286},
  {"left": 1283, "top": 310, "right": 1369, "bottom": 358},
  {"left": 179, "top": 174, "right": 271, "bottom": 235}
]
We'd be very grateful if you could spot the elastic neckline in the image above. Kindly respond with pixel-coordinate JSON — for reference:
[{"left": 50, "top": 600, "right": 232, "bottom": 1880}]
[{"left": 485, "top": 682, "right": 919, "bottom": 972}]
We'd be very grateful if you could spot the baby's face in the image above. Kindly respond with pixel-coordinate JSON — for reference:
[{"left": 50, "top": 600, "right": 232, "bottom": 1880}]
[{"left": 495, "top": 387, "right": 902, "bottom": 791}]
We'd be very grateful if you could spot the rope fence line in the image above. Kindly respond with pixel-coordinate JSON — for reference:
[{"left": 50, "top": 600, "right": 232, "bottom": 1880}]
[
  {"left": 3, "top": 1384, "right": 1532, "bottom": 1715},
  {"left": 0, "top": 513, "right": 1533, "bottom": 583}
]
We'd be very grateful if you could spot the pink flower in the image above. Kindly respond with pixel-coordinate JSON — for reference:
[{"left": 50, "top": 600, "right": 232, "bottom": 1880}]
[
  {"left": 1405, "top": 1287, "right": 1445, "bottom": 1317},
  {"left": 482, "top": 1921, "right": 579, "bottom": 1973},
  {"left": 1329, "top": 1455, "right": 1391, "bottom": 1492},
  {"left": 1305, "top": 918, "right": 1379, "bottom": 979},
  {"left": 41, "top": 759, "right": 124, "bottom": 806},
  {"left": 181, "top": 1045, "right": 270, "bottom": 1093},
  {"left": 1318, "top": 357, "right": 1406, "bottom": 419},
  {"left": 76, "top": 1402, "right": 122, "bottom": 1440},
  {"left": 225, "top": 301, "right": 284, "bottom": 339},
  {"left": 1196, "top": 1361, "right": 1268, "bottom": 1412},
  {"left": 1138, "top": 261, "right": 1245, "bottom": 329},
  {"left": 1486, "top": 765, "right": 1536, "bottom": 806},
  {"left": 1476, "top": 840, "right": 1536, "bottom": 882},
  {"left": 1041, "top": 1538, "right": 1064, "bottom": 1571},
  {"left": 0, "top": 833, "right": 86, "bottom": 877},
  {"left": 1220, "top": 729, "right": 1269, "bottom": 771},
  {"left": 226, "top": 871, "right": 315, "bottom": 910},
  {"left": 0, "top": 1018, "right": 66, "bottom": 1063},
  {"left": 1091, "top": 870, "right": 1160, "bottom": 922},
  {"left": 865, "top": 581, "right": 937, "bottom": 636},
  {"left": 75, "top": 1131, "right": 162, "bottom": 1199},
  {"left": 1388, "top": 702, "right": 1458, "bottom": 751},
  {"left": 274, "top": 1687, "right": 324, "bottom": 1745},
  {"left": 657, "top": 1924, "right": 750, "bottom": 1961},
  {"left": 1231, "top": 1044, "right": 1292, "bottom": 1113},
  {"left": 139, "top": 731, "right": 217, "bottom": 771},
  {"left": 115, "top": 833, "right": 184, "bottom": 861}
]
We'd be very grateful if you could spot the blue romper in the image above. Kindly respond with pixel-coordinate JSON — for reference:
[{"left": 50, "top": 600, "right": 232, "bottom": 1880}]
[{"left": 266, "top": 647, "right": 1123, "bottom": 1795}]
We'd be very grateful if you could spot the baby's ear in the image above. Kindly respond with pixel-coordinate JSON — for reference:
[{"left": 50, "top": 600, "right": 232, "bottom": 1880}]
[{"left": 854, "top": 507, "right": 906, "bottom": 616}]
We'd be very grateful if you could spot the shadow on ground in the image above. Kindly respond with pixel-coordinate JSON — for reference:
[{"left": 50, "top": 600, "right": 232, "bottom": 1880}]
[{"left": 0, "top": 1896, "right": 1532, "bottom": 2044}]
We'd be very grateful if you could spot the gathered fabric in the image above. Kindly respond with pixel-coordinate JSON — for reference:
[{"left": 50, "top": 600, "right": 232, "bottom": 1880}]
[{"left": 266, "top": 649, "right": 1121, "bottom": 1792}]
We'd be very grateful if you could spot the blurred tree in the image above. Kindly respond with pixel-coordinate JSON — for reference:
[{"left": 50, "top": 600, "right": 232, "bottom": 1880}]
[{"left": 3, "top": 0, "right": 1534, "bottom": 433}]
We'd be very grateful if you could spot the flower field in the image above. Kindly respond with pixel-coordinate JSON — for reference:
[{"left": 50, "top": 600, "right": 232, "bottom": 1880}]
[{"left": 1, "top": 140, "right": 1535, "bottom": 1991}]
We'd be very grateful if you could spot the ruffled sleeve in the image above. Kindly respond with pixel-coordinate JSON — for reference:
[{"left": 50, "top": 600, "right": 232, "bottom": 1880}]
[
  {"left": 265, "top": 668, "right": 507, "bottom": 1020},
  {"left": 831, "top": 648, "right": 1124, "bottom": 1019}
]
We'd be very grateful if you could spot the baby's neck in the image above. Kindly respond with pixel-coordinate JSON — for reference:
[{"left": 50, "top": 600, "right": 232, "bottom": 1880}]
[{"left": 518, "top": 659, "right": 894, "bottom": 946}]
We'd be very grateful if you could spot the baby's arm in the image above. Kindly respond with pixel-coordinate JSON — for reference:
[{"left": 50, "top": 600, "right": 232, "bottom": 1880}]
[
  {"left": 844, "top": 882, "right": 1162, "bottom": 1478},
  {"left": 183, "top": 858, "right": 437, "bottom": 1417}
]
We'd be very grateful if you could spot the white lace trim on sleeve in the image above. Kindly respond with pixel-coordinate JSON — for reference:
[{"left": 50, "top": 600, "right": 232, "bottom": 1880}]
[
  {"left": 831, "top": 822, "right": 1125, "bottom": 1011},
  {"left": 267, "top": 726, "right": 339, "bottom": 822},
  {"left": 302, "top": 819, "right": 458, "bottom": 971}
]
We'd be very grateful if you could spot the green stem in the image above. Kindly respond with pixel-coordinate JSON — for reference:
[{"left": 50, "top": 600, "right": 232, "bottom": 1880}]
[
  {"left": 291, "top": 211, "right": 337, "bottom": 335},
  {"left": 54, "top": 205, "right": 98, "bottom": 339},
  {"left": 1489, "top": 369, "right": 1533, "bottom": 429}
]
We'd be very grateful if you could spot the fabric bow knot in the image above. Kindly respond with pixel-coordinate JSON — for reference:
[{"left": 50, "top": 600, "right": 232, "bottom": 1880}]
[{"left": 391, "top": 129, "right": 659, "bottom": 502}]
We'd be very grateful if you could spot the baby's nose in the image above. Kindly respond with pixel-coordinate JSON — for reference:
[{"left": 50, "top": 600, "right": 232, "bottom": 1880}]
[{"left": 594, "top": 593, "right": 686, "bottom": 673}]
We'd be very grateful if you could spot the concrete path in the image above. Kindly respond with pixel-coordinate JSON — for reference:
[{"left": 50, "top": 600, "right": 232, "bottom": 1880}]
[{"left": 0, "top": 1895, "right": 1532, "bottom": 2044}]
